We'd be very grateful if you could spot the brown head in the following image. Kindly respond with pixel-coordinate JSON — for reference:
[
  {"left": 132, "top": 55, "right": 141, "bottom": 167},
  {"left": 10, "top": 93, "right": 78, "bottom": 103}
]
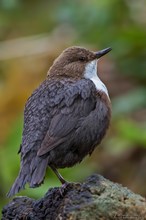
[
  {"left": 48, "top": 46, "right": 111, "bottom": 99},
  {"left": 48, "top": 46, "right": 111, "bottom": 79}
]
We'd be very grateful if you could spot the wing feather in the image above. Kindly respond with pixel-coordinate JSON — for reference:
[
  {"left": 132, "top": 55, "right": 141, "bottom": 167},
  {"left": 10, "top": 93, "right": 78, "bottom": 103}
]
[{"left": 37, "top": 80, "right": 97, "bottom": 156}]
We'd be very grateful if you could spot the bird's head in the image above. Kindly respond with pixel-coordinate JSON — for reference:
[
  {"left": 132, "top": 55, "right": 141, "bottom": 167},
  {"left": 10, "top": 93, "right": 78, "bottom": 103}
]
[{"left": 48, "top": 46, "right": 111, "bottom": 80}]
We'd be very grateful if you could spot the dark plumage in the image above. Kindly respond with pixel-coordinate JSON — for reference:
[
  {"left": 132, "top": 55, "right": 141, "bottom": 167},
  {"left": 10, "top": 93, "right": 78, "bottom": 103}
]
[{"left": 7, "top": 46, "right": 111, "bottom": 197}]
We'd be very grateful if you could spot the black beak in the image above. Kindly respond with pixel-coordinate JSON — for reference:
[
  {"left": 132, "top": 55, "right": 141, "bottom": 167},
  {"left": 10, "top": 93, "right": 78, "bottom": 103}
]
[{"left": 95, "top": 47, "right": 112, "bottom": 59}]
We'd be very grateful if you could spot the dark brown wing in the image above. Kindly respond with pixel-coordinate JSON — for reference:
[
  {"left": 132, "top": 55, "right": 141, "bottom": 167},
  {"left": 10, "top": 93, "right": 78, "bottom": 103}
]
[
  {"left": 21, "top": 78, "right": 96, "bottom": 155},
  {"left": 37, "top": 94, "right": 96, "bottom": 156}
]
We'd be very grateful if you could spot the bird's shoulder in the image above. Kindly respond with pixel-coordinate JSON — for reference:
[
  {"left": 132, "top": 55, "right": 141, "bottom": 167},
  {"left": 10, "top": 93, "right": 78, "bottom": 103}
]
[{"left": 25, "top": 77, "right": 97, "bottom": 111}]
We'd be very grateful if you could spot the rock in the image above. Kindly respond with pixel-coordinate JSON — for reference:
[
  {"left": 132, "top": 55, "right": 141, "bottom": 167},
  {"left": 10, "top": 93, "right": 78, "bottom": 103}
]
[{"left": 2, "top": 174, "right": 146, "bottom": 220}]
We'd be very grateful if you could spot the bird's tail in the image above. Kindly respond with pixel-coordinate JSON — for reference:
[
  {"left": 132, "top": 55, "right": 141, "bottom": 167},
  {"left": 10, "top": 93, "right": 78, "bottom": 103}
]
[
  {"left": 7, "top": 156, "right": 49, "bottom": 197},
  {"left": 7, "top": 169, "right": 27, "bottom": 197}
]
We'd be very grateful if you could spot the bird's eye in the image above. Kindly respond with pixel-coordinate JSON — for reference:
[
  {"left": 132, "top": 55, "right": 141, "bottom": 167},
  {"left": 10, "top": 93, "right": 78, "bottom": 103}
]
[{"left": 79, "top": 57, "right": 86, "bottom": 62}]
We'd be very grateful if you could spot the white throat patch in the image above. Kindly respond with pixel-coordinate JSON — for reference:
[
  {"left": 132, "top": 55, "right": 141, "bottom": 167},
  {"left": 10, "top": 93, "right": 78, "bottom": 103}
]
[{"left": 84, "top": 60, "right": 109, "bottom": 98}]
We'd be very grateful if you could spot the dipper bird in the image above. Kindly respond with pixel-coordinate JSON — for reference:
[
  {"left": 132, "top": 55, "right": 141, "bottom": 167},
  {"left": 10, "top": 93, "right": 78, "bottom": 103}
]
[{"left": 7, "top": 46, "right": 112, "bottom": 197}]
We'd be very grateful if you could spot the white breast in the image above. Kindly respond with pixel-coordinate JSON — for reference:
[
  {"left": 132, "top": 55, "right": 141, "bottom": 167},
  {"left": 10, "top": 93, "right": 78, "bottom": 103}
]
[{"left": 84, "top": 60, "right": 109, "bottom": 98}]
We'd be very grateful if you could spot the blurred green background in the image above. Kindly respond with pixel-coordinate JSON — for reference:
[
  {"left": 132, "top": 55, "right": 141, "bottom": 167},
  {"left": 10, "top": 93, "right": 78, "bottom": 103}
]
[{"left": 0, "top": 0, "right": 146, "bottom": 215}]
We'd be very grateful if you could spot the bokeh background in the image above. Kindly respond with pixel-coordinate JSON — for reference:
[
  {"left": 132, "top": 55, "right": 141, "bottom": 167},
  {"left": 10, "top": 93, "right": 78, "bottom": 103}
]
[{"left": 0, "top": 0, "right": 146, "bottom": 215}]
